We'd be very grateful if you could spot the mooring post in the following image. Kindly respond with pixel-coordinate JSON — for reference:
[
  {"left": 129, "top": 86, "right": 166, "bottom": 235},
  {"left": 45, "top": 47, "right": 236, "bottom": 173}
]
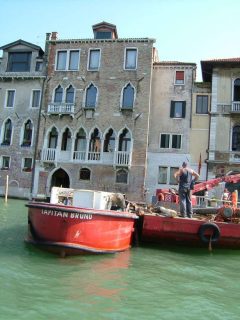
[{"left": 5, "top": 175, "right": 9, "bottom": 203}]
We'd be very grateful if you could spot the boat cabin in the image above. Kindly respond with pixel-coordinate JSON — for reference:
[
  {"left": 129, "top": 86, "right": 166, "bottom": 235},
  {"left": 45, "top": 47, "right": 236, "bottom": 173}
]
[{"left": 50, "top": 187, "right": 126, "bottom": 211}]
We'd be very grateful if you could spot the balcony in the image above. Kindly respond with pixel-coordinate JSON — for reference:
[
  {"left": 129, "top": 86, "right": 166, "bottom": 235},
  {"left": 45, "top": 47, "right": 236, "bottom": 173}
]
[
  {"left": 209, "top": 150, "right": 240, "bottom": 163},
  {"left": 41, "top": 148, "right": 132, "bottom": 166},
  {"left": 231, "top": 101, "right": 240, "bottom": 113},
  {"left": 41, "top": 148, "right": 56, "bottom": 162},
  {"left": 47, "top": 103, "right": 75, "bottom": 116}
]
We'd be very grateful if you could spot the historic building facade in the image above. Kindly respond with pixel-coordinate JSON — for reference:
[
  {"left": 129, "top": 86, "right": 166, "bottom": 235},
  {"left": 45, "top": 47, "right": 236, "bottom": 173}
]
[
  {"left": 201, "top": 58, "right": 240, "bottom": 180},
  {"left": 145, "top": 61, "right": 197, "bottom": 202},
  {"left": 189, "top": 81, "right": 211, "bottom": 181},
  {"left": 0, "top": 40, "right": 45, "bottom": 198},
  {"left": 32, "top": 22, "right": 156, "bottom": 202}
]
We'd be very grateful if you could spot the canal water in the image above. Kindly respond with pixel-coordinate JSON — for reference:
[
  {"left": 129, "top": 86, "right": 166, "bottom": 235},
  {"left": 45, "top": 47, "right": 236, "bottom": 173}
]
[{"left": 1, "top": 198, "right": 240, "bottom": 320}]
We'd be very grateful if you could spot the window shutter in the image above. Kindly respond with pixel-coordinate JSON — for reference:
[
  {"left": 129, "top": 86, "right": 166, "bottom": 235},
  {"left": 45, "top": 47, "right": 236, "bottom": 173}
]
[
  {"left": 170, "top": 101, "right": 174, "bottom": 118},
  {"left": 182, "top": 101, "right": 186, "bottom": 118},
  {"left": 176, "top": 71, "right": 184, "bottom": 80}
]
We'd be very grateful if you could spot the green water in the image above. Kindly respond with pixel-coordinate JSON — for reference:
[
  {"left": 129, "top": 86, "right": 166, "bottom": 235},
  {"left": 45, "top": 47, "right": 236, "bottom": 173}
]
[{"left": 1, "top": 199, "right": 240, "bottom": 320}]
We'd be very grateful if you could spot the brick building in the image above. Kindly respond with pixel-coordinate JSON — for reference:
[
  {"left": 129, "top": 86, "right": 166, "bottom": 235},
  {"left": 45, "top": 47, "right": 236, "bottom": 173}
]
[
  {"left": 32, "top": 22, "right": 156, "bottom": 202},
  {"left": 0, "top": 40, "right": 45, "bottom": 198}
]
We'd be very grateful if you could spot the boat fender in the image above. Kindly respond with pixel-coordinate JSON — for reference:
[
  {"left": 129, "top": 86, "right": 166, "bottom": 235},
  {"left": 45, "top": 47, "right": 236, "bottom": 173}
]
[{"left": 198, "top": 222, "right": 220, "bottom": 243}]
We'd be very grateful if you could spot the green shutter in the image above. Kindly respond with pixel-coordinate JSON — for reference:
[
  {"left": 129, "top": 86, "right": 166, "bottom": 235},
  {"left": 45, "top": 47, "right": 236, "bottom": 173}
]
[
  {"left": 170, "top": 101, "right": 174, "bottom": 118},
  {"left": 182, "top": 101, "right": 186, "bottom": 118}
]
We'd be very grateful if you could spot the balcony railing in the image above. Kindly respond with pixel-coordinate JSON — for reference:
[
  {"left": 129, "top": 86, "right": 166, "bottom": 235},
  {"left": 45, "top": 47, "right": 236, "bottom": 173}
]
[
  {"left": 209, "top": 150, "right": 240, "bottom": 163},
  {"left": 41, "top": 148, "right": 132, "bottom": 166},
  {"left": 47, "top": 103, "right": 75, "bottom": 115},
  {"left": 41, "top": 148, "right": 56, "bottom": 162},
  {"left": 115, "top": 151, "right": 131, "bottom": 166},
  {"left": 229, "top": 151, "right": 240, "bottom": 162},
  {"left": 232, "top": 101, "right": 240, "bottom": 113}
]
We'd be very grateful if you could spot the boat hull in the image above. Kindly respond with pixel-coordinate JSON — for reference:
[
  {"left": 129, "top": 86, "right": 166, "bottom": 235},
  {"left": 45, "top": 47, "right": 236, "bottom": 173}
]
[
  {"left": 26, "top": 202, "right": 138, "bottom": 255},
  {"left": 141, "top": 214, "right": 240, "bottom": 249}
]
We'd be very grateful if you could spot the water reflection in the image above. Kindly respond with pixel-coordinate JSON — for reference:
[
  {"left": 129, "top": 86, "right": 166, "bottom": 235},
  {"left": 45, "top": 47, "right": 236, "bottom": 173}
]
[
  {"left": 0, "top": 200, "right": 9, "bottom": 224},
  {"left": 60, "top": 250, "right": 131, "bottom": 302}
]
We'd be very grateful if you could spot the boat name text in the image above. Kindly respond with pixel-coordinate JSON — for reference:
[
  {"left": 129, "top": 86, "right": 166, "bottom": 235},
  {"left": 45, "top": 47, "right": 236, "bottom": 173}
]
[{"left": 41, "top": 209, "right": 92, "bottom": 220}]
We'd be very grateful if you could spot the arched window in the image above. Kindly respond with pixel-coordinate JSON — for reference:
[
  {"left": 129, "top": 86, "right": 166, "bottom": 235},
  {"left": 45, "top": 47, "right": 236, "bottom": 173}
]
[
  {"left": 103, "top": 128, "right": 115, "bottom": 152},
  {"left": 116, "top": 168, "right": 128, "bottom": 184},
  {"left": 22, "top": 119, "right": 33, "bottom": 146},
  {"left": 85, "top": 84, "right": 97, "bottom": 108},
  {"left": 61, "top": 128, "right": 71, "bottom": 151},
  {"left": 74, "top": 128, "right": 87, "bottom": 161},
  {"left": 66, "top": 85, "right": 74, "bottom": 103},
  {"left": 234, "top": 79, "right": 240, "bottom": 101},
  {"left": 79, "top": 168, "right": 91, "bottom": 180},
  {"left": 2, "top": 119, "right": 12, "bottom": 145},
  {"left": 75, "top": 128, "right": 86, "bottom": 151},
  {"left": 88, "top": 128, "right": 101, "bottom": 160},
  {"left": 118, "top": 128, "right": 131, "bottom": 152},
  {"left": 48, "top": 127, "right": 58, "bottom": 148},
  {"left": 122, "top": 83, "right": 134, "bottom": 109},
  {"left": 54, "top": 85, "right": 63, "bottom": 103},
  {"left": 232, "top": 125, "right": 240, "bottom": 151}
]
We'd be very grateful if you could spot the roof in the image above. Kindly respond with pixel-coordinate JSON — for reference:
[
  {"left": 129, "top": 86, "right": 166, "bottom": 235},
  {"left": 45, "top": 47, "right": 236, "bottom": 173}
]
[
  {"left": 201, "top": 58, "right": 240, "bottom": 82},
  {"left": 0, "top": 39, "right": 44, "bottom": 55},
  {"left": 154, "top": 61, "right": 196, "bottom": 66},
  {"left": 49, "top": 38, "right": 155, "bottom": 44},
  {"left": 92, "top": 21, "right": 117, "bottom": 30}
]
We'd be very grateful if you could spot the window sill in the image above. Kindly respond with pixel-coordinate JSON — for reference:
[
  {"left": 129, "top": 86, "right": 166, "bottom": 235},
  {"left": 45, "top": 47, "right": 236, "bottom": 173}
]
[
  {"left": 121, "top": 107, "right": 133, "bottom": 111},
  {"left": 1, "top": 143, "right": 10, "bottom": 146},
  {"left": 22, "top": 169, "right": 32, "bottom": 172},
  {"left": 21, "top": 144, "right": 31, "bottom": 147}
]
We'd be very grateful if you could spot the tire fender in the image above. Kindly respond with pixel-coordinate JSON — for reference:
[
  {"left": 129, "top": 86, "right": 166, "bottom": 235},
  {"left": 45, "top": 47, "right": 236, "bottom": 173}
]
[{"left": 198, "top": 222, "right": 220, "bottom": 243}]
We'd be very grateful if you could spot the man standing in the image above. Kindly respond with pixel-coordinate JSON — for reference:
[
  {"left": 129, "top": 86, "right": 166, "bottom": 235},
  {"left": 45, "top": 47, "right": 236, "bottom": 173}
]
[{"left": 174, "top": 161, "right": 200, "bottom": 218}]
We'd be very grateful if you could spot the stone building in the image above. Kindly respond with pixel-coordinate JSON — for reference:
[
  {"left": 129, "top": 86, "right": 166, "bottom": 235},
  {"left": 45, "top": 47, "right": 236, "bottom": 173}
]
[
  {"left": 0, "top": 40, "right": 45, "bottom": 198},
  {"left": 190, "top": 81, "right": 211, "bottom": 181},
  {"left": 145, "top": 61, "right": 196, "bottom": 202},
  {"left": 32, "top": 22, "right": 156, "bottom": 202},
  {"left": 201, "top": 58, "right": 240, "bottom": 179}
]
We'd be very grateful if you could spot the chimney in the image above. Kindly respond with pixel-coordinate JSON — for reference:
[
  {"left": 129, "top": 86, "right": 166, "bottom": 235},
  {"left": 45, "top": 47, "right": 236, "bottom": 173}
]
[
  {"left": 45, "top": 33, "right": 51, "bottom": 41},
  {"left": 51, "top": 32, "right": 58, "bottom": 40}
]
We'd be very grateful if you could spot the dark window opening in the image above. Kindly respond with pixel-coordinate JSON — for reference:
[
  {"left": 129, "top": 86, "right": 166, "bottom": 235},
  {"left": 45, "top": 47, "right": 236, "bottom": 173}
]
[
  {"left": 196, "top": 95, "right": 208, "bottom": 114},
  {"left": 122, "top": 84, "right": 134, "bottom": 109},
  {"left": 22, "top": 120, "right": 32, "bottom": 146},
  {"left": 48, "top": 127, "right": 58, "bottom": 148},
  {"left": 232, "top": 126, "right": 240, "bottom": 151},
  {"left": 104, "top": 129, "right": 115, "bottom": 152},
  {"left": 85, "top": 84, "right": 97, "bottom": 108},
  {"left": 116, "top": 169, "right": 128, "bottom": 184},
  {"left": 61, "top": 128, "right": 71, "bottom": 151},
  {"left": 80, "top": 168, "right": 91, "bottom": 180},
  {"left": 119, "top": 128, "right": 131, "bottom": 152},
  {"left": 54, "top": 85, "right": 63, "bottom": 103},
  {"left": 95, "top": 31, "right": 112, "bottom": 39},
  {"left": 7, "top": 52, "right": 32, "bottom": 72},
  {"left": 234, "top": 79, "right": 240, "bottom": 101},
  {"left": 170, "top": 101, "right": 186, "bottom": 118},
  {"left": 2, "top": 119, "right": 12, "bottom": 145}
]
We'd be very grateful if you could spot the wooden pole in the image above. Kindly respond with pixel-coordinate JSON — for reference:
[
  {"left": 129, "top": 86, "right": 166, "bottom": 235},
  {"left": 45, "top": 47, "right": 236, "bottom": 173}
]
[{"left": 5, "top": 175, "right": 9, "bottom": 203}]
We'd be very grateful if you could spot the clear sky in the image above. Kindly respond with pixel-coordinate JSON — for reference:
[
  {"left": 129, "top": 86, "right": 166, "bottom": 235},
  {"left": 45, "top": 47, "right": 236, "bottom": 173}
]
[{"left": 1, "top": 0, "right": 240, "bottom": 81}]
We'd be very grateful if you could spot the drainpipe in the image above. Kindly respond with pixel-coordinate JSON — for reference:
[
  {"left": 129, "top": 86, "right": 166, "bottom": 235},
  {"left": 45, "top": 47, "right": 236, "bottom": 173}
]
[
  {"left": 30, "top": 33, "right": 52, "bottom": 199},
  {"left": 30, "top": 76, "right": 47, "bottom": 199}
]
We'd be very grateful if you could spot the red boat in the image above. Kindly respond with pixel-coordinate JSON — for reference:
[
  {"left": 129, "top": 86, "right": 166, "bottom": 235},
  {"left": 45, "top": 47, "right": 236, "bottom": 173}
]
[
  {"left": 25, "top": 188, "right": 138, "bottom": 256},
  {"left": 141, "top": 173, "right": 240, "bottom": 249},
  {"left": 141, "top": 209, "right": 240, "bottom": 249}
]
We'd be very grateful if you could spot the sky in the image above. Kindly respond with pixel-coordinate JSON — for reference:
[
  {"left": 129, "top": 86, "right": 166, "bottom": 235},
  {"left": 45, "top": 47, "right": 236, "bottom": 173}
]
[{"left": 1, "top": 0, "right": 240, "bottom": 81}]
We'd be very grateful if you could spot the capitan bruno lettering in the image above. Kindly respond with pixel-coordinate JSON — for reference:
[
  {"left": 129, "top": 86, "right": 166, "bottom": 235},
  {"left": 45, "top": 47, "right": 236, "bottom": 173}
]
[{"left": 41, "top": 209, "right": 92, "bottom": 220}]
